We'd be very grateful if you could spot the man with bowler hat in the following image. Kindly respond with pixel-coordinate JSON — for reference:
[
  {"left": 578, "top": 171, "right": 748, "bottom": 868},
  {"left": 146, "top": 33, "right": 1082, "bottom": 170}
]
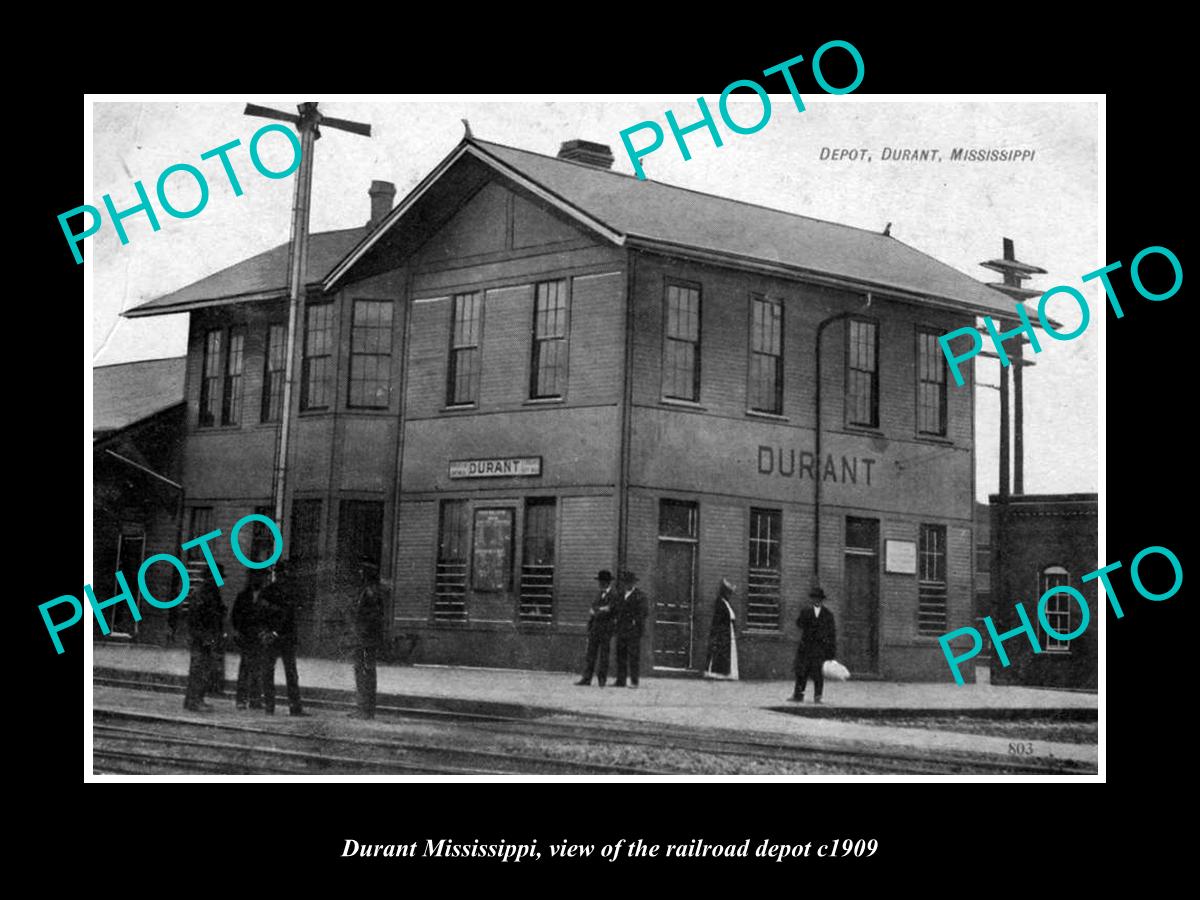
[
  {"left": 350, "top": 556, "right": 386, "bottom": 719},
  {"left": 260, "top": 561, "right": 307, "bottom": 717},
  {"left": 576, "top": 569, "right": 617, "bottom": 687},
  {"left": 791, "top": 586, "right": 837, "bottom": 703},
  {"left": 613, "top": 569, "right": 648, "bottom": 688}
]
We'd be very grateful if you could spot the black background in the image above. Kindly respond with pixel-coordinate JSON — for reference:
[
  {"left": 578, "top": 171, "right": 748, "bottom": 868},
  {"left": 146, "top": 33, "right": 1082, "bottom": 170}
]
[{"left": 23, "top": 13, "right": 1188, "bottom": 884}]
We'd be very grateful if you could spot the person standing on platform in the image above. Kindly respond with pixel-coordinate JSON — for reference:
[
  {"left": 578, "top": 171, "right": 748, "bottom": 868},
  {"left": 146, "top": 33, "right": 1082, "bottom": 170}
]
[
  {"left": 231, "top": 570, "right": 267, "bottom": 710},
  {"left": 791, "top": 586, "right": 837, "bottom": 703},
  {"left": 703, "top": 578, "right": 739, "bottom": 680},
  {"left": 183, "top": 564, "right": 226, "bottom": 712},
  {"left": 575, "top": 569, "right": 617, "bottom": 687},
  {"left": 260, "top": 562, "right": 307, "bottom": 717},
  {"left": 350, "top": 557, "right": 386, "bottom": 720},
  {"left": 613, "top": 570, "right": 648, "bottom": 688}
]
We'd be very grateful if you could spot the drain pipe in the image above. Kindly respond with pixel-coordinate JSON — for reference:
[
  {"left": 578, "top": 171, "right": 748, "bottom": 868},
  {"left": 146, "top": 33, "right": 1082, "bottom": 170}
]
[{"left": 812, "top": 302, "right": 868, "bottom": 586}]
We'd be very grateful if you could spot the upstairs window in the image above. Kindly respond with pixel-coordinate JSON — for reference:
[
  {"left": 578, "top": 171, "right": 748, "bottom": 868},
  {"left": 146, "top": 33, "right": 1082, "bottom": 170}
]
[
  {"left": 349, "top": 300, "right": 394, "bottom": 409},
  {"left": 530, "top": 281, "right": 568, "bottom": 399},
  {"left": 748, "top": 295, "right": 783, "bottom": 414},
  {"left": 663, "top": 283, "right": 701, "bottom": 402},
  {"left": 917, "top": 329, "right": 948, "bottom": 436},
  {"left": 447, "top": 292, "right": 482, "bottom": 406},
  {"left": 261, "top": 322, "right": 287, "bottom": 423},
  {"left": 199, "top": 329, "right": 222, "bottom": 427},
  {"left": 221, "top": 326, "right": 245, "bottom": 426},
  {"left": 301, "top": 302, "right": 334, "bottom": 411},
  {"left": 847, "top": 318, "right": 879, "bottom": 428}
]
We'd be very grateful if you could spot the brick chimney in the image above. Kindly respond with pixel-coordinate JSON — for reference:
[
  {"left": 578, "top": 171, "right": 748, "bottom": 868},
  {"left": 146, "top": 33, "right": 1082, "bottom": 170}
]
[
  {"left": 556, "top": 140, "right": 614, "bottom": 169},
  {"left": 368, "top": 180, "right": 396, "bottom": 227}
]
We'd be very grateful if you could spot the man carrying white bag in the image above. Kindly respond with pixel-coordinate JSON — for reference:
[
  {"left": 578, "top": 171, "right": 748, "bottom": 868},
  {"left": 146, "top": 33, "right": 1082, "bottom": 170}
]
[{"left": 791, "top": 586, "right": 843, "bottom": 703}]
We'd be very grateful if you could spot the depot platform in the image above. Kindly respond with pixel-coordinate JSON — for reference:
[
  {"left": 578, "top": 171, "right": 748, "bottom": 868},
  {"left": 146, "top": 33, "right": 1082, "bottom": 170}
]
[{"left": 92, "top": 643, "right": 1099, "bottom": 768}]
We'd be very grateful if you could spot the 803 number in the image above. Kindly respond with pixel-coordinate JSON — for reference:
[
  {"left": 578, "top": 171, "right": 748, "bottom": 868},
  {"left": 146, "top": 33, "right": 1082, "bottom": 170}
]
[{"left": 1008, "top": 742, "right": 1035, "bottom": 756}]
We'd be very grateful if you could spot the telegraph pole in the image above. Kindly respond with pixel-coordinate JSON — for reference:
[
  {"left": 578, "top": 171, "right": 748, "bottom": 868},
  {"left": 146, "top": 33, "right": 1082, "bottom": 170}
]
[{"left": 242, "top": 102, "right": 371, "bottom": 540}]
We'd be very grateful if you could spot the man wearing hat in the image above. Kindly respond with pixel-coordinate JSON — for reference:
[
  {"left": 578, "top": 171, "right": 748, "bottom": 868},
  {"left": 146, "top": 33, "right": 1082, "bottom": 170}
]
[
  {"left": 350, "top": 556, "right": 387, "bottom": 719},
  {"left": 576, "top": 569, "right": 617, "bottom": 687},
  {"left": 260, "top": 561, "right": 307, "bottom": 717},
  {"left": 613, "top": 570, "right": 649, "bottom": 688},
  {"left": 791, "top": 586, "right": 838, "bottom": 703},
  {"left": 183, "top": 563, "right": 226, "bottom": 712}
]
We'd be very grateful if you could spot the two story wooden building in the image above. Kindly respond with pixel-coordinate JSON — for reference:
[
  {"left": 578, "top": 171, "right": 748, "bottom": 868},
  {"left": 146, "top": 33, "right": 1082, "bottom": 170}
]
[{"left": 126, "top": 132, "right": 1019, "bottom": 680}]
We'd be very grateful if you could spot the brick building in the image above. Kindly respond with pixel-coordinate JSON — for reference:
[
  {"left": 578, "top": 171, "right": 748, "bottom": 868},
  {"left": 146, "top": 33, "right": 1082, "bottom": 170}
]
[
  {"left": 988, "top": 493, "right": 1099, "bottom": 688},
  {"left": 124, "top": 133, "right": 1025, "bottom": 680}
]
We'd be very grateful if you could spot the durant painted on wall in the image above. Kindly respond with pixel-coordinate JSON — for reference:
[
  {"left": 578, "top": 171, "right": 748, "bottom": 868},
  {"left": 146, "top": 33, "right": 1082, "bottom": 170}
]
[{"left": 123, "top": 128, "right": 1024, "bottom": 681}]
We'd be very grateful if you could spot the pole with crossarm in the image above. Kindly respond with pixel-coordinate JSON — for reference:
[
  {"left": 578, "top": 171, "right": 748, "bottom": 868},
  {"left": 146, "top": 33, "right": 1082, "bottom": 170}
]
[{"left": 243, "top": 102, "right": 372, "bottom": 546}]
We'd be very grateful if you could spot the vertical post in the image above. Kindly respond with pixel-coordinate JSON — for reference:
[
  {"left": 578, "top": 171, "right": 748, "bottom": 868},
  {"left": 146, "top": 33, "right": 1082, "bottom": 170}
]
[
  {"left": 1013, "top": 339, "right": 1024, "bottom": 495},
  {"left": 999, "top": 359, "right": 1010, "bottom": 498},
  {"left": 272, "top": 110, "right": 318, "bottom": 541}
]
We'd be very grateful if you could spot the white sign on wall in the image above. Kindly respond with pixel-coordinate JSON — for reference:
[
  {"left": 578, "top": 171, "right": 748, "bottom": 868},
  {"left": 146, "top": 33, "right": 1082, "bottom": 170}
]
[
  {"left": 449, "top": 457, "right": 543, "bottom": 479},
  {"left": 885, "top": 539, "right": 917, "bottom": 574}
]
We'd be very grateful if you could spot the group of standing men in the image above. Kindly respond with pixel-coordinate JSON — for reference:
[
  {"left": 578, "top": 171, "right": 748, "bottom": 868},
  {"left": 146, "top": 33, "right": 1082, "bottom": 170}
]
[
  {"left": 576, "top": 569, "right": 647, "bottom": 688},
  {"left": 182, "top": 556, "right": 388, "bottom": 719}
]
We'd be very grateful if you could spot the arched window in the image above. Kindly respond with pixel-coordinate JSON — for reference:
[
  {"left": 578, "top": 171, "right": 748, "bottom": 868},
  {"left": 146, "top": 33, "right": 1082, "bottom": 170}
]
[{"left": 1038, "top": 565, "right": 1072, "bottom": 652}]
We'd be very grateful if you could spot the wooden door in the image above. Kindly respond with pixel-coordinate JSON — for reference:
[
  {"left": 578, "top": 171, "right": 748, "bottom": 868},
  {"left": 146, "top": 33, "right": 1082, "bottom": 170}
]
[{"left": 843, "top": 518, "right": 880, "bottom": 674}]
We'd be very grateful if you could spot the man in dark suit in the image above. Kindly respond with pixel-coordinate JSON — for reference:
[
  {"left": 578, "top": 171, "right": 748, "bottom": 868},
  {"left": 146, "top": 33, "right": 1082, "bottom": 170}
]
[
  {"left": 260, "top": 562, "right": 307, "bottom": 717},
  {"left": 791, "top": 586, "right": 837, "bottom": 703},
  {"left": 576, "top": 570, "right": 617, "bottom": 687},
  {"left": 231, "top": 570, "right": 267, "bottom": 710},
  {"left": 613, "top": 569, "right": 649, "bottom": 688},
  {"left": 183, "top": 565, "right": 225, "bottom": 712},
  {"left": 350, "top": 557, "right": 387, "bottom": 719}
]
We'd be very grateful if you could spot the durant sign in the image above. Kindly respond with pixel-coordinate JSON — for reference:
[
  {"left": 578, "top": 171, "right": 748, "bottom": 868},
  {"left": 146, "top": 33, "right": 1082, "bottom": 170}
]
[{"left": 449, "top": 456, "right": 543, "bottom": 479}]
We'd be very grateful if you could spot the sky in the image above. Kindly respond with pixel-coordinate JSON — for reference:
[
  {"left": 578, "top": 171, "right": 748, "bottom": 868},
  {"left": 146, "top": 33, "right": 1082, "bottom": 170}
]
[{"left": 88, "top": 97, "right": 1100, "bottom": 502}]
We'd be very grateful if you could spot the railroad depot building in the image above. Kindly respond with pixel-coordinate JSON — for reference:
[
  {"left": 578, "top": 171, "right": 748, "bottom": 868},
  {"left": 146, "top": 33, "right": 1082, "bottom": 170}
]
[{"left": 125, "top": 134, "right": 1025, "bottom": 680}]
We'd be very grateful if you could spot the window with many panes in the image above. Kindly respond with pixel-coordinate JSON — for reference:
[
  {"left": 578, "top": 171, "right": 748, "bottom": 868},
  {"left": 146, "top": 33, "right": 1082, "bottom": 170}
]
[
  {"left": 748, "top": 295, "right": 783, "bottom": 414},
  {"left": 846, "top": 318, "right": 879, "bottom": 428},
  {"left": 663, "top": 283, "right": 701, "bottom": 402},
  {"left": 917, "top": 523, "right": 947, "bottom": 635},
  {"left": 221, "top": 326, "right": 245, "bottom": 426},
  {"left": 199, "top": 329, "right": 222, "bottom": 427},
  {"left": 261, "top": 323, "right": 287, "bottom": 423},
  {"left": 349, "top": 300, "right": 393, "bottom": 409},
  {"left": 1039, "top": 566, "right": 1073, "bottom": 652},
  {"left": 447, "top": 292, "right": 482, "bottom": 406},
  {"left": 301, "top": 302, "right": 334, "bottom": 410},
  {"left": 520, "top": 498, "right": 556, "bottom": 622},
  {"left": 435, "top": 500, "right": 470, "bottom": 621},
  {"left": 747, "top": 508, "right": 782, "bottom": 629},
  {"left": 530, "top": 281, "right": 568, "bottom": 399},
  {"left": 916, "top": 329, "right": 947, "bottom": 436}
]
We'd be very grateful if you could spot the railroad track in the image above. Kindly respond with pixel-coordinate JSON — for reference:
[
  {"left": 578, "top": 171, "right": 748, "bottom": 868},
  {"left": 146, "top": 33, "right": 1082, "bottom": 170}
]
[{"left": 92, "top": 674, "right": 1095, "bottom": 775}]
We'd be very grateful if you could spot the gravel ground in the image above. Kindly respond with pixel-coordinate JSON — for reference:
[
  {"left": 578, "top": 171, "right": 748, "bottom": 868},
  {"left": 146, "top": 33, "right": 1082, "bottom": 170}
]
[
  {"left": 833, "top": 716, "right": 1097, "bottom": 745},
  {"left": 490, "top": 734, "right": 888, "bottom": 775}
]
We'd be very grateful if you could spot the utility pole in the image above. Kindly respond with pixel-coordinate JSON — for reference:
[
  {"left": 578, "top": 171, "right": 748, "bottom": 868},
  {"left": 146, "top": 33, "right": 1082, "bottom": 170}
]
[{"left": 242, "top": 102, "right": 371, "bottom": 541}]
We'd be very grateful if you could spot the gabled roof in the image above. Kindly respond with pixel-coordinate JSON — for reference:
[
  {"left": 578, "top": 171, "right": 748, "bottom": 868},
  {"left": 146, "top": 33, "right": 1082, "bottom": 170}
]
[
  {"left": 93, "top": 356, "right": 186, "bottom": 434},
  {"left": 327, "top": 138, "right": 1021, "bottom": 319},
  {"left": 125, "top": 227, "right": 366, "bottom": 318}
]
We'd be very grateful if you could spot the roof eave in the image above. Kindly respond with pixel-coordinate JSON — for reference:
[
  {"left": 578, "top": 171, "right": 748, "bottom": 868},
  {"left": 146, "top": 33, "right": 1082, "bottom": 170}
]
[
  {"left": 123, "top": 287, "right": 297, "bottom": 319},
  {"left": 624, "top": 235, "right": 1016, "bottom": 322}
]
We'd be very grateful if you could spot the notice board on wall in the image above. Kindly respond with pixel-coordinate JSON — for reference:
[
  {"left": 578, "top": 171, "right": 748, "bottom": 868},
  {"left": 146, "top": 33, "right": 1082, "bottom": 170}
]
[{"left": 472, "top": 508, "right": 514, "bottom": 592}]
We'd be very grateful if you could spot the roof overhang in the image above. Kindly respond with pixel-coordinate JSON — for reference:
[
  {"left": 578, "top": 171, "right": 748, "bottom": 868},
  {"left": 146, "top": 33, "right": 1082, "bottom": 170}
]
[
  {"left": 123, "top": 288, "right": 292, "bottom": 319},
  {"left": 625, "top": 235, "right": 1026, "bottom": 323},
  {"left": 323, "top": 141, "right": 626, "bottom": 292}
]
